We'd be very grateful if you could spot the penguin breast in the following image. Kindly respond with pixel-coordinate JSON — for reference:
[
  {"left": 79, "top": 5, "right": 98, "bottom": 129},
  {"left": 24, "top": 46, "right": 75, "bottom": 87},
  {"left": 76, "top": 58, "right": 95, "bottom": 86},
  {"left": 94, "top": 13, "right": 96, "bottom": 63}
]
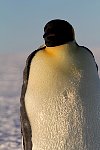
[{"left": 25, "top": 46, "right": 100, "bottom": 150}]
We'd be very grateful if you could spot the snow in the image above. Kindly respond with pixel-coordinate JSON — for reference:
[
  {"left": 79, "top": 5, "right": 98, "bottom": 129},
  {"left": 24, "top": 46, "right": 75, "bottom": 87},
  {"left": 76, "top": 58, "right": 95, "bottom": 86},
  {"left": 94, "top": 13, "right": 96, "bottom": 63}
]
[
  {"left": 0, "top": 50, "right": 99, "bottom": 150},
  {"left": 0, "top": 53, "right": 28, "bottom": 150},
  {"left": 0, "top": 97, "right": 21, "bottom": 150}
]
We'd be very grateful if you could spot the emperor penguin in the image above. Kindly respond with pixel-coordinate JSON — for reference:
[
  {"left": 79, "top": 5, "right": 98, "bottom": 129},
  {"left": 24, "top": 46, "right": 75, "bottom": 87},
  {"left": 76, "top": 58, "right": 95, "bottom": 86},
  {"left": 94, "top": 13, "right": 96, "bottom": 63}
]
[{"left": 20, "top": 19, "right": 100, "bottom": 150}]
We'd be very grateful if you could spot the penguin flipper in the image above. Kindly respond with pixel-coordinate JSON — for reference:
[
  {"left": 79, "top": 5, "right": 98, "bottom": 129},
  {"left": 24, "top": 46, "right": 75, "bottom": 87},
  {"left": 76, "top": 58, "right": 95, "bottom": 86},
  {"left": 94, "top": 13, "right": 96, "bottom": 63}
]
[
  {"left": 20, "top": 63, "right": 32, "bottom": 150},
  {"left": 80, "top": 45, "right": 98, "bottom": 72},
  {"left": 20, "top": 45, "right": 46, "bottom": 150}
]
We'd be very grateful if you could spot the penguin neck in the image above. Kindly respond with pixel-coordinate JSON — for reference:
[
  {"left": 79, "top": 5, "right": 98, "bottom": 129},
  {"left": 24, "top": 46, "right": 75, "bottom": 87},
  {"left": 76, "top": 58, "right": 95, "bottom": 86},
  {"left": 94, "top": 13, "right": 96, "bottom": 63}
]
[{"left": 45, "top": 41, "right": 77, "bottom": 56}]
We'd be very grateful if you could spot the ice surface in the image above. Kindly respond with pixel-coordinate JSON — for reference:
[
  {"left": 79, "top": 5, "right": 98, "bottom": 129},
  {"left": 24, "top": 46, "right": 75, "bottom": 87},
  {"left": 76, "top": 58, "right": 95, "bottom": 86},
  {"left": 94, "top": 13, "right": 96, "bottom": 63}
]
[
  {"left": 0, "top": 53, "right": 28, "bottom": 150},
  {"left": 0, "top": 97, "right": 21, "bottom": 150}
]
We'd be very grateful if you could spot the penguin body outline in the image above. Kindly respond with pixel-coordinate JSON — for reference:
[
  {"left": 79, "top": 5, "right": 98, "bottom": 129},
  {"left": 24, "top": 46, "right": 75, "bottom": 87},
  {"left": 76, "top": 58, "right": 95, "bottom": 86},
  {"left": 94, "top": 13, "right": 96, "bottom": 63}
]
[{"left": 21, "top": 19, "right": 100, "bottom": 150}]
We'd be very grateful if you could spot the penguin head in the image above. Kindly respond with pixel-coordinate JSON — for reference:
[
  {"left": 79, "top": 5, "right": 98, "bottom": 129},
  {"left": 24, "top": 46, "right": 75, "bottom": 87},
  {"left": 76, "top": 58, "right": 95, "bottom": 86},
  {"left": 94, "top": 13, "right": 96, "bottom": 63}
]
[{"left": 43, "top": 19, "right": 75, "bottom": 47}]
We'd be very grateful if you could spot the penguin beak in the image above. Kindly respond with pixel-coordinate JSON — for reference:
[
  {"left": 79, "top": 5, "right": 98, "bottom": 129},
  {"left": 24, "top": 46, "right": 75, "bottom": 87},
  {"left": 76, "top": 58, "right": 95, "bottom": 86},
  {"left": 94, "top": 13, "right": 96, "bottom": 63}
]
[{"left": 43, "top": 33, "right": 56, "bottom": 39}]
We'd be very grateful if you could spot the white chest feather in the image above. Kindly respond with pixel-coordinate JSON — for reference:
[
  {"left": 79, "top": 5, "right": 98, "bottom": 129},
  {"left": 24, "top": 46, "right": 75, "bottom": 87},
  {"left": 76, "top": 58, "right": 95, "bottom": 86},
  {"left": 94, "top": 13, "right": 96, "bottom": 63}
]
[{"left": 25, "top": 45, "right": 100, "bottom": 150}]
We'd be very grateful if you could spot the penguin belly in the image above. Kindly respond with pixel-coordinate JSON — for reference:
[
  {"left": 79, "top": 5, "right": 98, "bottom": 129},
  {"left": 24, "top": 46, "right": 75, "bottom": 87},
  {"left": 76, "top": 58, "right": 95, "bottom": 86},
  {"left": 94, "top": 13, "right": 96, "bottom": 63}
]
[{"left": 25, "top": 49, "right": 100, "bottom": 150}]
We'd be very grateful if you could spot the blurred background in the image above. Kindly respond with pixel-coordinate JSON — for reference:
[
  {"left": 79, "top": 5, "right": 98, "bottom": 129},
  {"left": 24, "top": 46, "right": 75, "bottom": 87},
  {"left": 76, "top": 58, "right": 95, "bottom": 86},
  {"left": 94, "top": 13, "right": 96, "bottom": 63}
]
[{"left": 0, "top": 1, "right": 100, "bottom": 149}]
